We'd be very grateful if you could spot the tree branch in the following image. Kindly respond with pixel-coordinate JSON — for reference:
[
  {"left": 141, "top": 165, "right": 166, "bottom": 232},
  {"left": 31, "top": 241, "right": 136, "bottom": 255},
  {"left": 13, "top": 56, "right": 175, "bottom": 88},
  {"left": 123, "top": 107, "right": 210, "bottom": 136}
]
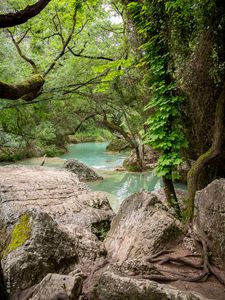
[
  {"left": 0, "top": 75, "right": 44, "bottom": 100},
  {"left": 7, "top": 29, "right": 38, "bottom": 72},
  {"left": 43, "top": 6, "right": 79, "bottom": 77},
  {"left": 68, "top": 47, "right": 114, "bottom": 61},
  {"left": 0, "top": 0, "right": 52, "bottom": 28}
]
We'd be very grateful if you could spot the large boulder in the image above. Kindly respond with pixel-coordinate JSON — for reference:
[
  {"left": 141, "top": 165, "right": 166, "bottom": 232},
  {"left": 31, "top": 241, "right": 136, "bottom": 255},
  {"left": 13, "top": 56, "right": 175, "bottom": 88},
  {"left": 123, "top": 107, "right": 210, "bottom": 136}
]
[
  {"left": 194, "top": 179, "right": 225, "bottom": 268},
  {"left": 0, "top": 165, "right": 114, "bottom": 295},
  {"left": 63, "top": 159, "right": 103, "bottom": 182},
  {"left": 104, "top": 190, "right": 184, "bottom": 264},
  {"left": 27, "top": 271, "right": 82, "bottom": 300},
  {"left": 93, "top": 269, "right": 211, "bottom": 300},
  {"left": 1, "top": 210, "right": 79, "bottom": 295}
]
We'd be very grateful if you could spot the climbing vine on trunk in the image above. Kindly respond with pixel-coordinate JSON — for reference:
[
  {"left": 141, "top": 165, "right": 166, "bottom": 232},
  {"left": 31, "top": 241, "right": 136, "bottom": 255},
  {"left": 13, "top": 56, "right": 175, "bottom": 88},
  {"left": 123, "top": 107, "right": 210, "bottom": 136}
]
[{"left": 127, "top": 1, "right": 187, "bottom": 219}]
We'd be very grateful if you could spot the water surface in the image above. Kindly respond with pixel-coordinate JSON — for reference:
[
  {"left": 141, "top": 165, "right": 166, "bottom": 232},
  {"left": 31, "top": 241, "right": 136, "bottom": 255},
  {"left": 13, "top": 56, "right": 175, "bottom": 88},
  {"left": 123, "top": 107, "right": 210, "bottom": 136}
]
[
  {"left": 17, "top": 142, "right": 185, "bottom": 212},
  {"left": 61, "top": 143, "right": 163, "bottom": 211}
]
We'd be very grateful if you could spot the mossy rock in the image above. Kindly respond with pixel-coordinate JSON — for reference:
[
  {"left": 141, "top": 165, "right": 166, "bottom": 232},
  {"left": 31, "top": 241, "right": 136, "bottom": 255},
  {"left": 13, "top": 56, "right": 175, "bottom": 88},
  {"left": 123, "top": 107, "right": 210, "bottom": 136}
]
[
  {"left": 3, "top": 214, "right": 31, "bottom": 257},
  {"left": 106, "top": 138, "right": 130, "bottom": 152},
  {"left": 123, "top": 159, "right": 143, "bottom": 172}
]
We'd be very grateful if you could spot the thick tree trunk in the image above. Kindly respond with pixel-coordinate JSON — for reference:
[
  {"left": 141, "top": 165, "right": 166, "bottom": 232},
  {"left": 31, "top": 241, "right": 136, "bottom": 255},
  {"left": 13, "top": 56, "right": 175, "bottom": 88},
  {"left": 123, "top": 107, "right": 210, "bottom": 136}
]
[
  {"left": 187, "top": 84, "right": 225, "bottom": 220},
  {"left": 134, "top": 146, "right": 144, "bottom": 171}
]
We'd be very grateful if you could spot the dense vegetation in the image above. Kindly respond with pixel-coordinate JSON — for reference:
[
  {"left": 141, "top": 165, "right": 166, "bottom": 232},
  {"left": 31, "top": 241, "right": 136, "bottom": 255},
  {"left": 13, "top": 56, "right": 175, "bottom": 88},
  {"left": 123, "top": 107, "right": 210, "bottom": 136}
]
[{"left": 1, "top": 0, "right": 225, "bottom": 219}]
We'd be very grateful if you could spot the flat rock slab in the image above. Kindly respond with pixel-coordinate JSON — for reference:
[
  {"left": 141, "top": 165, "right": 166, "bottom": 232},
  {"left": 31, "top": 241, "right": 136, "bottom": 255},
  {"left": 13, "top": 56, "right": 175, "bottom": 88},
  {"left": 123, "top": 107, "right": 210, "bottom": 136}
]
[{"left": 0, "top": 165, "right": 114, "bottom": 230}]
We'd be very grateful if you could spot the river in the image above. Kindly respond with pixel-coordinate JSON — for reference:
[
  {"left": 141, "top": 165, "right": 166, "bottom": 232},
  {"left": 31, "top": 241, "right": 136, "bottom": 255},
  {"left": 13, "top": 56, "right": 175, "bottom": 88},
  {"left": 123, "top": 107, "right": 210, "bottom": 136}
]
[
  {"left": 17, "top": 142, "right": 185, "bottom": 211},
  {"left": 61, "top": 142, "right": 186, "bottom": 211}
]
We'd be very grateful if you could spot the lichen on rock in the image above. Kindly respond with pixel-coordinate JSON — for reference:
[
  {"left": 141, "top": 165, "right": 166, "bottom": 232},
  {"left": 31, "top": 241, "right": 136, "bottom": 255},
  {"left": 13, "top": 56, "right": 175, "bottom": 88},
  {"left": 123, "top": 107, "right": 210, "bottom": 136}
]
[{"left": 3, "top": 213, "right": 31, "bottom": 257}]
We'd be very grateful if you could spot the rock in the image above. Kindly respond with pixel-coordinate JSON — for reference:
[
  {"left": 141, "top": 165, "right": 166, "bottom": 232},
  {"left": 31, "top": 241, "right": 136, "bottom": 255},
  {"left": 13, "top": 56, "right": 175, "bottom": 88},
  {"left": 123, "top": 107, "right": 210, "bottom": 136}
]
[
  {"left": 106, "top": 138, "right": 130, "bottom": 152},
  {"left": 63, "top": 159, "right": 103, "bottom": 182},
  {"left": 152, "top": 188, "right": 188, "bottom": 214},
  {"left": 194, "top": 179, "right": 225, "bottom": 268},
  {"left": 28, "top": 271, "right": 83, "bottom": 300},
  {"left": 123, "top": 146, "right": 159, "bottom": 172},
  {"left": 93, "top": 269, "right": 211, "bottom": 300},
  {"left": 0, "top": 165, "right": 113, "bottom": 233},
  {"left": 104, "top": 190, "right": 184, "bottom": 264},
  {"left": 1, "top": 210, "right": 79, "bottom": 295},
  {"left": 175, "top": 160, "right": 194, "bottom": 184},
  {"left": 0, "top": 166, "right": 114, "bottom": 294}
]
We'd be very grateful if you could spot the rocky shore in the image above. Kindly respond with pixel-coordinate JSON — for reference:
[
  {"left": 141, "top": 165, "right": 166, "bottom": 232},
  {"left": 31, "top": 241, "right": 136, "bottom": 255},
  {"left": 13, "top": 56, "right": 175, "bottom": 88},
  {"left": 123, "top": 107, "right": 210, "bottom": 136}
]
[{"left": 0, "top": 165, "right": 224, "bottom": 299}]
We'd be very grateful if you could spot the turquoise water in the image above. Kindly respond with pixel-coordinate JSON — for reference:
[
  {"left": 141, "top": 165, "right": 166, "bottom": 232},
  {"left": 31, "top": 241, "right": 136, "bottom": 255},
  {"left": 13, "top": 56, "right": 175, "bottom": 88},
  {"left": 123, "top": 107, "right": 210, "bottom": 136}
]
[
  {"left": 17, "top": 142, "right": 185, "bottom": 212},
  {"left": 62, "top": 142, "right": 127, "bottom": 170},
  {"left": 60, "top": 143, "right": 164, "bottom": 211}
]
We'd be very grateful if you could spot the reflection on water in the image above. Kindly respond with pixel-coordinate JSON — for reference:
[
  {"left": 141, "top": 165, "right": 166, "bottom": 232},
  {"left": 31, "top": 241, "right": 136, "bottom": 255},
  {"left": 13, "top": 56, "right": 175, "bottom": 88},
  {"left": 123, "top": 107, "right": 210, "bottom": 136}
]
[
  {"left": 88, "top": 170, "right": 161, "bottom": 212},
  {"left": 60, "top": 143, "right": 164, "bottom": 211}
]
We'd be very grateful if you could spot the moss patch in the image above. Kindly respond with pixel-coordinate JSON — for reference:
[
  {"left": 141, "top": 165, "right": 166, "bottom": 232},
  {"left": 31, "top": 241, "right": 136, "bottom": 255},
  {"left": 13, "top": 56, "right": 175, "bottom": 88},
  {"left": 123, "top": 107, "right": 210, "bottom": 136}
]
[{"left": 3, "top": 214, "right": 31, "bottom": 257}]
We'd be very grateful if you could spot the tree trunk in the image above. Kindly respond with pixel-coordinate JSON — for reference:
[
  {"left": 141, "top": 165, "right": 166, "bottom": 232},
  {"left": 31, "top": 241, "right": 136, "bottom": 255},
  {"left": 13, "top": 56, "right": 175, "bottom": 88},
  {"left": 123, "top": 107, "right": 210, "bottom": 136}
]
[
  {"left": 187, "top": 84, "right": 225, "bottom": 220},
  {"left": 163, "top": 173, "right": 181, "bottom": 220},
  {"left": 134, "top": 146, "right": 144, "bottom": 171}
]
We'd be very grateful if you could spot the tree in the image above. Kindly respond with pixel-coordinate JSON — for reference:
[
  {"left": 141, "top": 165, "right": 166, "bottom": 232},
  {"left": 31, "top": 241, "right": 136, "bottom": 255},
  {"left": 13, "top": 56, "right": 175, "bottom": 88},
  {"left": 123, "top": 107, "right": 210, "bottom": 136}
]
[{"left": 0, "top": 0, "right": 52, "bottom": 28}]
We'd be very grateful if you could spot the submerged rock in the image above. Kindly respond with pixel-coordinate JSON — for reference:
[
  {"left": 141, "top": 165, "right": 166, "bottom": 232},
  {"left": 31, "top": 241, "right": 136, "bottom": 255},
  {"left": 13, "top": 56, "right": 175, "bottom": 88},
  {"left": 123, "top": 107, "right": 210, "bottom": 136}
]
[
  {"left": 63, "top": 159, "right": 103, "bottom": 182},
  {"left": 104, "top": 190, "right": 184, "bottom": 264},
  {"left": 194, "top": 179, "right": 225, "bottom": 268}
]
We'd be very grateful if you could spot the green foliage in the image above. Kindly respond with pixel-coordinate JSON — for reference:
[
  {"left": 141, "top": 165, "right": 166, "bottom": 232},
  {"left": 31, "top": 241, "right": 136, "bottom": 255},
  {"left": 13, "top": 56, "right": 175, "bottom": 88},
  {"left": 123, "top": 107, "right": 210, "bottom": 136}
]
[
  {"left": 91, "top": 220, "right": 111, "bottom": 241},
  {"left": 128, "top": 0, "right": 187, "bottom": 179}
]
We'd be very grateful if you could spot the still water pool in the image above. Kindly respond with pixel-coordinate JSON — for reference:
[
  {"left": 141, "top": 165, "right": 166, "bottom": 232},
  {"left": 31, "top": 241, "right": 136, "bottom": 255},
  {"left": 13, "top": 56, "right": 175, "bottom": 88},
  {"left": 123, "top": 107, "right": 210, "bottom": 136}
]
[{"left": 61, "top": 143, "right": 170, "bottom": 211}]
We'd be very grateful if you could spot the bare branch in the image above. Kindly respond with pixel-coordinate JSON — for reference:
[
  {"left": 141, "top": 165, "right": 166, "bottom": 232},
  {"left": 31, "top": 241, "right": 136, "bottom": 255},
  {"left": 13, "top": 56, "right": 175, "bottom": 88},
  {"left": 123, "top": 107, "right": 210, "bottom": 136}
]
[
  {"left": 43, "top": 6, "right": 79, "bottom": 77},
  {"left": 68, "top": 47, "right": 114, "bottom": 61},
  {"left": 7, "top": 29, "right": 38, "bottom": 72},
  {"left": 17, "top": 28, "right": 31, "bottom": 44},
  {"left": 0, "top": 0, "right": 52, "bottom": 28}
]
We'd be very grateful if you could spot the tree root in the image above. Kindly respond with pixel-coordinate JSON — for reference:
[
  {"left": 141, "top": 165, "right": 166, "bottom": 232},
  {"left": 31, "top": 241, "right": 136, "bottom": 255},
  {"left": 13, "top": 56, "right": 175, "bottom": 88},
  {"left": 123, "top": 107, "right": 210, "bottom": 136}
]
[
  {"left": 141, "top": 271, "right": 209, "bottom": 283},
  {"left": 143, "top": 238, "right": 225, "bottom": 286}
]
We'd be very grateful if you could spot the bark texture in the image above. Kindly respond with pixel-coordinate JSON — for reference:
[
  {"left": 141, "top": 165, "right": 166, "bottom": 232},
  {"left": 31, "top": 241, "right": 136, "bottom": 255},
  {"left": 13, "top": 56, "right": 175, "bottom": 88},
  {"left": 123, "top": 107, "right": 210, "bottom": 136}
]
[
  {"left": 0, "top": 75, "right": 44, "bottom": 101},
  {"left": 187, "top": 83, "right": 225, "bottom": 219},
  {"left": 0, "top": 0, "right": 51, "bottom": 28}
]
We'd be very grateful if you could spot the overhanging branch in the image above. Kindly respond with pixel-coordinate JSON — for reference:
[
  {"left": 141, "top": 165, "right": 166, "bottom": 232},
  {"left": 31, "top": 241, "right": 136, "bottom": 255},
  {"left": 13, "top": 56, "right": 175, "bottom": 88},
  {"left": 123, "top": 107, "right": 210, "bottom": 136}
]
[
  {"left": 0, "top": 75, "right": 44, "bottom": 100},
  {"left": 0, "top": 0, "right": 52, "bottom": 28}
]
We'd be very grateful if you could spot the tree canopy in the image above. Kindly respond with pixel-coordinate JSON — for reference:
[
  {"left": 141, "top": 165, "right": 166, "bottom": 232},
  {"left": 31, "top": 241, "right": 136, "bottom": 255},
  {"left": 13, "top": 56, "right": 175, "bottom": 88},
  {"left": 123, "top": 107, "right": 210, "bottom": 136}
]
[{"left": 1, "top": 0, "right": 225, "bottom": 220}]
